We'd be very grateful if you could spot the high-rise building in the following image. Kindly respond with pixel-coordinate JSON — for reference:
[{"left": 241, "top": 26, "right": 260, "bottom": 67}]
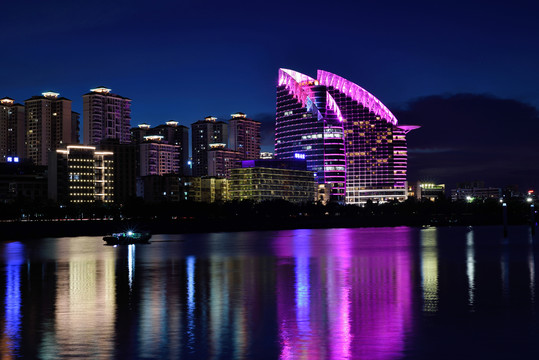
[
  {"left": 275, "top": 69, "right": 419, "bottom": 204},
  {"left": 25, "top": 91, "right": 77, "bottom": 166},
  {"left": 228, "top": 112, "right": 261, "bottom": 160},
  {"left": 48, "top": 145, "right": 114, "bottom": 204},
  {"left": 207, "top": 143, "right": 242, "bottom": 178},
  {"left": 99, "top": 139, "right": 138, "bottom": 204},
  {"left": 131, "top": 123, "right": 151, "bottom": 144},
  {"left": 132, "top": 121, "right": 190, "bottom": 175},
  {"left": 155, "top": 121, "right": 190, "bottom": 175},
  {"left": 83, "top": 86, "right": 131, "bottom": 145},
  {"left": 191, "top": 116, "right": 228, "bottom": 177},
  {"left": 139, "top": 140, "right": 180, "bottom": 176},
  {"left": 0, "top": 97, "right": 25, "bottom": 162}
]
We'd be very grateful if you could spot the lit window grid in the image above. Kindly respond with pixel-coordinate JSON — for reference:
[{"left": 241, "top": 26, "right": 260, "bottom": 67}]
[{"left": 275, "top": 71, "right": 411, "bottom": 204}]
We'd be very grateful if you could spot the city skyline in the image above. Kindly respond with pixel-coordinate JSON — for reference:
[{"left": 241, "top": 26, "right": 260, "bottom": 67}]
[{"left": 1, "top": 0, "right": 538, "bottom": 190}]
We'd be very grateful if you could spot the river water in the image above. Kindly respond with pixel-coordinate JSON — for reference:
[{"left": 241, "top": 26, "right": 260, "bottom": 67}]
[{"left": 0, "top": 226, "right": 538, "bottom": 359}]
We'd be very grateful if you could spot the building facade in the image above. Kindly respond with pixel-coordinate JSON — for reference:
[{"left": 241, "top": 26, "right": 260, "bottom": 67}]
[
  {"left": 188, "top": 177, "right": 229, "bottom": 203},
  {"left": 83, "top": 87, "right": 131, "bottom": 145},
  {"left": 99, "top": 139, "right": 138, "bottom": 204},
  {"left": 207, "top": 144, "right": 242, "bottom": 178},
  {"left": 139, "top": 141, "right": 180, "bottom": 176},
  {"left": 409, "top": 182, "right": 446, "bottom": 201},
  {"left": 451, "top": 186, "right": 501, "bottom": 201},
  {"left": 228, "top": 112, "right": 261, "bottom": 160},
  {"left": 191, "top": 116, "right": 228, "bottom": 177},
  {"left": 25, "top": 92, "right": 78, "bottom": 166},
  {"left": 136, "top": 174, "right": 181, "bottom": 203},
  {"left": 275, "top": 69, "right": 418, "bottom": 204},
  {"left": 132, "top": 121, "right": 190, "bottom": 175},
  {"left": 229, "top": 159, "right": 316, "bottom": 203},
  {"left": 0, "top": 97, "right": 25, "bottom": 162},
  {"left": 48, "top": 145, "right": 114, "bottom": 204}
]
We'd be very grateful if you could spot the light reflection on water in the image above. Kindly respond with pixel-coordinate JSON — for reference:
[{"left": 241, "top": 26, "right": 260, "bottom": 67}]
[
  {"left": 0, "top": 227, "right": 538, "bottom": 359},
  {"left": 274, "top": 228, "right": 413, "bottom": 360}
]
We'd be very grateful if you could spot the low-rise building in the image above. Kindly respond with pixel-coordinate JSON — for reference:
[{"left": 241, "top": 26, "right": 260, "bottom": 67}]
[
  {"left": 48, "top": 145, "right": 114, "bottom": 205},
  {"left": 0, "top": 162, "right": 47, "bottom": 204},
  {"left": 207, "top": 143, "right": 242, "bottom": 178},
  {"left": 229, "top": 159, "right": 316, "bottom": 203},
  {"left": 136, "top": 174, "right": 181, "bottom": 203},
  {"left": 451, "top": 186, "right": 501, "bottom": 201},
  {"left": 409, "top": 182, "right": 446, "bottom": 201},
  {"left": 188, "top": 177, "right": 229, "bottom": 203}
]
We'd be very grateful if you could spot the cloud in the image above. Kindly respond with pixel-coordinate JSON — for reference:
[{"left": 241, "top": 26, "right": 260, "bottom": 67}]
[
  {"left": 394, "top": 94, "right": 539, "bottom": 190},
  {"left": 253, "top": 112, "right": 275, "bottom": 153},
  {"left": 408, "top": 148, "right": 454, "bottom": 154}
]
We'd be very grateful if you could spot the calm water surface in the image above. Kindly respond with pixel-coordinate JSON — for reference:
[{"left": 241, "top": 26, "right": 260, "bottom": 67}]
[{"left": 0, "top": 226, "right": 538, "bottom": 359}]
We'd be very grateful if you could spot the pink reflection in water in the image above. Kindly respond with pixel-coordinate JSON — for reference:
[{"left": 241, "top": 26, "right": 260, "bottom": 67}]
[{"left": 274, "top": 227, "right": 413, "bottom": 360}]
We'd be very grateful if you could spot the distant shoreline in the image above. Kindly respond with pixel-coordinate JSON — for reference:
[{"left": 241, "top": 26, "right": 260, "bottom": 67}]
[{"left": 0, "top": 215, "right": 517, "bottom": 240}]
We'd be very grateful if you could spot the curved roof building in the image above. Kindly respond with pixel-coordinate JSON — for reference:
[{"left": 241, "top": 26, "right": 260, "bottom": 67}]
[{"left": 275, "top": 69, "right": 418, "bottom": 204}]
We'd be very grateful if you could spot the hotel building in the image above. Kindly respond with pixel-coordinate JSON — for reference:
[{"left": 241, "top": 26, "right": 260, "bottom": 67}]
[
  {"left": 48, "top": 145, "right": 114, "bottom": 204},
  {"left": 83, "top": 87, "right": 131, "bottom": 145},
  {"left": 275, "top": 69, "right": 418, "bottom": 204},
  {"left": 25, "top": 92, "right": 78, "bottom": 166}
]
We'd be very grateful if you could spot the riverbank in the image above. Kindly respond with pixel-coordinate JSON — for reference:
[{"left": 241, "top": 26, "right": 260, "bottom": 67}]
[{"left": 0, "top": 213, "right": 526, "bottom": 240}]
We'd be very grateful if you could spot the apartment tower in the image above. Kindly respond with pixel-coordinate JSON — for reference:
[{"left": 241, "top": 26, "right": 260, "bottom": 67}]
[
  {"left": 0, "top": 97, "right": 25, "bottom": 162},
  {"left": 25, "top": 91, "right": 78, "bottom": 166},
  {"left": 191, "top": 116, "right": 228, "bottom": 177},
  {"left": 83, "top": 86, "right": 131, "bottom": 145},
  {"left": 228, "top": 112, "right": 261, "bottom": 160}
]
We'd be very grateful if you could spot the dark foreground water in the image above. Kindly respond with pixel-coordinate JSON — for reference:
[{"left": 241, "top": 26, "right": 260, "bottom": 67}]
[{"left": 0, "top": 225, "right": 538, "bottom": 359}]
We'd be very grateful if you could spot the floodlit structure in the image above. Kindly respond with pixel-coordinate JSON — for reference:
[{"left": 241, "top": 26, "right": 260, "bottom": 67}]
[
  {"left": 139, "top": 141, "right": 180, "bottom": 176},
  {"left": 275, "top": 69, "right": 419, "bottom": 204},
  {"left": 229, "top": 159, "right": 316, "bottom": 203},
  {"left": 48, "top": 145, "right": 114, "bottom": 204},
  {"left": 83, "top": 86, "right": 132, "bottom": 145}
]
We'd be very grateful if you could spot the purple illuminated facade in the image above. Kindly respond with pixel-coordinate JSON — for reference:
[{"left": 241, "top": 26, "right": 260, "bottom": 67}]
[{"left": 275, "top": 69, "right": 418, "bottom": 204}]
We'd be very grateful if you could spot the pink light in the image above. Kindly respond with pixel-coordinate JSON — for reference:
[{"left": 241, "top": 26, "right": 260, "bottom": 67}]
[
  {"left": 397, "top": 125, "right": 421, "bottom": 133},
  {"left": 273, "top": 228, "right": 413, "bottom": 360},
  {"left": 326, "top": 92, "right": 344, "bottom": 122},
  {"left": 317, "top": 70, "right": 399, "bottom": 126}
]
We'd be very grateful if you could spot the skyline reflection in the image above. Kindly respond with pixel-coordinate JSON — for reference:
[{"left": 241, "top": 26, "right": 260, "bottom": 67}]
[
  {"left": 274, "top": 227, "right": 414, "bottom": 360},
  {"left": 0, "top": 227, "right": 537, "bottom": 358}
]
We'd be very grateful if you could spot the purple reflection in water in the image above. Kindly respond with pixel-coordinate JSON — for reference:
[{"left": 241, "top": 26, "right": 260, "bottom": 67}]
[
  {"left": 2, "top": 242, "right": 24, "bottom": 356},
  {"left": 274, "top": 227, "right": 413, "bottom": 360}
]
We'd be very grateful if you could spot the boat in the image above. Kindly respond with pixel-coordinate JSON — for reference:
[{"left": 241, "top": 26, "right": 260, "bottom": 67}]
[{"left": 103, "top": 231, "right": 151, "bottom": 245}]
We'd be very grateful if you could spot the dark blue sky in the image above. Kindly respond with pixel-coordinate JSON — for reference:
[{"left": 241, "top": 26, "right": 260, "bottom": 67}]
[{"left": 2, "top": 0, "right": 538, "bottom": 190}]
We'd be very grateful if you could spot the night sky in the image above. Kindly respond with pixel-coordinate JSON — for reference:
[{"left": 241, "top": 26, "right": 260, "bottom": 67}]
[{"left": 1, "top": 0, "right": 538, "bottom": 191}]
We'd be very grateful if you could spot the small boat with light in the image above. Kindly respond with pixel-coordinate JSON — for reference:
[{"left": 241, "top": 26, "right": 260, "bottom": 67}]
[{"left": 103, "top": 231, "right": 151, "bottom": 245}]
